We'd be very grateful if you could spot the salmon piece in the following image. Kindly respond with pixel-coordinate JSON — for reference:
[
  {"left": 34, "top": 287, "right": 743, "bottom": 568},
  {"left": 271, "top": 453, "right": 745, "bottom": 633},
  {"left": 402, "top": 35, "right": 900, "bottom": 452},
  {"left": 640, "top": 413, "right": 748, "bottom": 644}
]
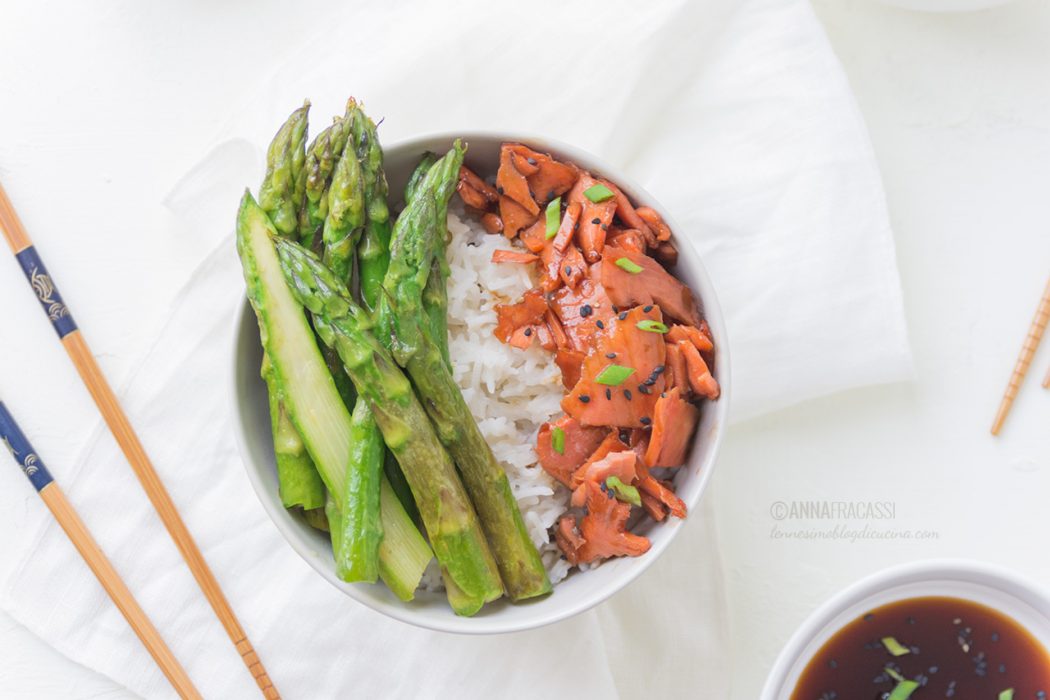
[
  {"left": 537, "top": 240, "right": 564, "bottom": 292},
  {"left": 602, "top": 179, "right": 653, "bottom": 243},
  {"left": 545, "top": 309, "right": 569, "bottom": 349},
  {"left": 554, "top": 349, "right": 586, "bottom": 390},
  {"left": 600, "top": 244, "right": 702, "bottom": 326},
  {"left": 566, "top": 171, "right": 598, "bottom": 209},
  {"left": 497, "top": 145, "right": 540, "bottom": 216},
  {"left": 481, "top": 212, "right": 503, "bottom": 235},
  {"left": 550, "top": 267, "right": 615, "bottom": 352},
  {"left": 577, "top": 199, "right": 616, "bottom": 263},
  {"left": 491, "top": 249, "right": 539, "bottom": 265},
  {"left": 552, "top": 200, "right": 581, "bottom": 253},
  {"left": 458, "top": 166, "right": 499, "bottom": 204},
  {"left": 510, "top": 150, "right": 539, "bottom": 177},
  {"left": 678, "top": 340, "right": 720, "bottom": 399},
  {"left": 606, "top": 226, "right": 647, "bottom": 255},
  {"left": 644, "top": 387, "right": 700, "bottom": 468},
  {"left": 571, "top": 480, "right": 652, "bottom": 563},
  {"left": 536, "top": 415, "right": 608, "bottom": 487},
  {"left": 536, "top": 322, "right": 555, "bottom": 351},
  {"left": 558, "top": 245, "right": 586, "bottom": 289},
  {"left": 499, "top": 195, "right": 538, "bottom": 240},
  {"left": 652, "top": 240, "right": 678, "bottom": 268},
  {"left": 457, "top": 182, "right": 490, "bottom": 210},
  {"left": 571, "top": 430, "right": 629, "bottom": 487},
  {"left": 555, "top": 516, "right": 586, "bottom": 566},
  {"left": 574, "top": 447, "right": 637, "bottom": 488},
  {"left": 508, "top": 326, "right": 535, "bottom": 349},
  {"left": 520, "top": 218, "right": 547, "bottom": 253},
  {"left": 663, "top": 341, "right": 686, "bottom": 393},
  {"left": 563, "top": 305, "right": 667, "bottom": 427},
  {"left": 506, "top": 144, "right": 579, "bottom": 206},
  {"left": 667, "top": 324, "right": 714, "bottom": 353},
  {"left": 640, "top": 491, "right": 668, "bottom": 521},
  {"left": 638, "top": 477, "right": 686, "bottom": 519},
  {"left": 635, "top": 206, "right": 671, "bottom": 242},
  {"left": 494, "top": 288, "right": 547, "bottom": 343}
]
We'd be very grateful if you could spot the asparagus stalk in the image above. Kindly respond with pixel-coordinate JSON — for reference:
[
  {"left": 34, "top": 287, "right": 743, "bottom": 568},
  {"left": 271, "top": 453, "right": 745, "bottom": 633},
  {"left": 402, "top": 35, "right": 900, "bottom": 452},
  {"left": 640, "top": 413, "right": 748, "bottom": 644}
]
[
  {"left": 258, "top": 105, "right": 325, "bottom": 513},
  {"left": 299, "top": 116, "right": 352, "bottom": 249},
  {"left": 322, "top": 102, "right": 366, "bottom": 284},
  {"left": 383, "top": 145, "right": 552, "bottom": 601},
  {"left": 404, "top": 152, "right": 437, "bottom": 208},
  {"left": 334, "top": 397, "right": 383, "bottom": 583},
  {"left": 274, "top": 234, "right": 504, "bottom": 611},
  {"left": 351, "top": 107, "right": 393, "bottom": 314},
  {"left": 237, "top": 191, "right": 432, "bottom": 597}
]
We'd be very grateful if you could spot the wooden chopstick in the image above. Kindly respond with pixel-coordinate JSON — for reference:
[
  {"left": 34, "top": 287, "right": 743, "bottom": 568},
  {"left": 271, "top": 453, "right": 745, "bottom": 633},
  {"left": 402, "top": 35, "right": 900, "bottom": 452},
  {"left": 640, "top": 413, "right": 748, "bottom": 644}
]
[
  {"left": 1043, "top": 362, "right": 1050, "bottom": 389},
  {"left": 0, "top": 401, "right": 202, "bottom": 700},
  {"left": 991, "top": 276, "right": 1050, "bottom": 435},
  {"left": 0, "top": 180, "right": 280, "bottom": 699}
]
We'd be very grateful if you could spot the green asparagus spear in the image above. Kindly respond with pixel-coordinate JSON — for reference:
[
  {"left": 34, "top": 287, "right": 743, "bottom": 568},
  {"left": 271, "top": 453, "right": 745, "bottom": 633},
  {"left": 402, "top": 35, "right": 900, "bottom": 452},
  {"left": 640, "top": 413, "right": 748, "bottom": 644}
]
[
  {"left": 404, "top": 152, "right": 437, "bottom": 207},
  {"left": 351, "top": 106, "right": 393, "bottom": 314},
  {"left": 258, "top": 105, "right": 325, "bottom": 513},
  {"left": 299, "top": 116, "right": 352, "bottom": 249},
  {"left": 382, "top": 145, "right": 552, "bottom": 601},
  {"left": 237, "top": 191, "right": 432, "bottom": 598},
  {"left": 322, "top": 103, "right": 366, "bottom": 283},
  {"left": 274, "top": 234, "right": 504, "bottom": 610},
  {"left": 334, "top": 397, "right": 384, "bottom": 583}
]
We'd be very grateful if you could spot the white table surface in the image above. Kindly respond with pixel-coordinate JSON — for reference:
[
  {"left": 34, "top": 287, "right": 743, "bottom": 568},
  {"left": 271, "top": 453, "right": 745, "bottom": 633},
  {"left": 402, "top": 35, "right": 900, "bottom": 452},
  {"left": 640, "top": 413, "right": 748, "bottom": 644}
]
[{"left": 1, "top": 1, "right": 1048, "bottom": 697}]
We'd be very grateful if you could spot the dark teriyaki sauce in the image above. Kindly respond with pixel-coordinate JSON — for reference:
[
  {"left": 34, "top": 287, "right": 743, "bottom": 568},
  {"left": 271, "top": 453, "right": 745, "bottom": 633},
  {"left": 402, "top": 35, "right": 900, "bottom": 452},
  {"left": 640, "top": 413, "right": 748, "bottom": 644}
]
[{"left": 791, "top": 596, "right": 1050, "bottom": 700}]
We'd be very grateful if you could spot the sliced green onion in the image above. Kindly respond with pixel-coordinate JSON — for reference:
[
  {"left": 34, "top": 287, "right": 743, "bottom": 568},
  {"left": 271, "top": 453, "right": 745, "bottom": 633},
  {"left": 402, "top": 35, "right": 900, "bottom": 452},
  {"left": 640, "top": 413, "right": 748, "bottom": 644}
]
[
  {"left": 595, "top": 364, "right": 635, "bottom": 386},
  {"left": 605, "top": 476, "right": 641, "bottom": 506},
  {"left": 999, "top": 690, "right": 1015, "bottom": 700},
  {"left": 545, "top": 196, "right": 562, "bottom": 240},
  {"left": 881, "top": 637, "right": 911, "bottom": 657},
  {"left": 583, "top": 183, "right": 615, "bottom": 203},
  {"left": 615, "top": 257, "right": 643, "bottom": 274},
  {"left": 551, "top": 426, "right": 566, "bottom": 455},
  {"left": 887, "top": 680, "right": 919, "bottom": 700},
  {"left": 884, "top": 666, "right": 904, "bottom": 683},
  {"left": 636, "top": 320, "right": 669, "bottom": 334}
]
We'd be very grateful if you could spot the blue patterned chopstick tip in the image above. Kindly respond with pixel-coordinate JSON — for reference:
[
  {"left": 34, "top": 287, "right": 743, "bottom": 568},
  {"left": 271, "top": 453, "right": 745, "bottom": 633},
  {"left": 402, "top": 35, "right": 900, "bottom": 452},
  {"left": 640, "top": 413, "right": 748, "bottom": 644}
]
[
  {"left": 0, "top": 402, "right": 54, "bottom": 492},
  {"left": 14, "top": 246, "right": 78, "bottom": 339}
]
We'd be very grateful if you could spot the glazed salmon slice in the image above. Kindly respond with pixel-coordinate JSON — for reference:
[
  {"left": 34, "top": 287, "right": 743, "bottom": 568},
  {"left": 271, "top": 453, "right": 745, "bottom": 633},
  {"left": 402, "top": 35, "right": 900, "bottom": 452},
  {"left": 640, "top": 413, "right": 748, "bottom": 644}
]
[
  {"left": 606, "top": 226, "right": 647, "bottom": 255},
  {"left": 600, "top": 244, "right": 702, "bottom": 326},
  {"left": 635, "top": 206, "right": 671, "bottom": 242},
  {"left": 639, "top": 491, "right": 667, "bottom": 521},
  {"left": 490, "top": 249, "right": 539, "bottom": 265},
  {"left": 458, "top": 182, "right": 490, "bottom": 210},
  {"left": 497, "top": 145, "right": 540, "bottom": 216},
  {"left": 458, "top": 166, "right": 499, "bottom": 203},
  {"left": 664, "top": 341, "right": 687, "bottom": 393},
  {"left": 499, "top": 195, "right": 538, "bottom": 240},
  {"left": 536, "top": 415, "right": 608, "bottom": 487},
  {"left": 520, "top": 218, "right": 547, "bottom": 253},
  {"left": 574, "top": 445, "right": 637, "bottom": 488},
  {"left": 549, "top": 266, "right": 615, "bottom": 352},
  {"left": 555, "top": 516, "right": 586, "bottom": 566},
  {"left": 480, "top": 212, "right": 503, "bottom": 235},
  {"left": 667, "top": 324, "right": 714, "bottom": 353},
  {"left": 552, "top": 200, "right": 581, "bottom": 253},
  {"left": 494, "top": 287, "right": 547, "bottom": 344},
  {"left": 562, "top": 305, "right": 667, "bottom": 427},
  {"left": 601, "top": 179, "right": 653, "bottom": 244},
  {"left": 644, "top": 387, "right": 700, "bottom": 468},
  {"left": 678, "top": 340, "right": 720, "bottom": 399},
  {"left": 571, "top": 430, "right": 629, "bottom": 487},
  {"left": 577, "top": 199, "right": 616, "bottom": 263},
  {"left": 638, "top": 477, "right": 686, "bottom": 519},
  {"left": 505, "top": 144, "right": 579, "bottom": 206},
  {"left": 570, "top": 480, "right": 652, "bottom": 563},
  {"left": 554, "top": 348, "right": 586, "bottom": 390}
]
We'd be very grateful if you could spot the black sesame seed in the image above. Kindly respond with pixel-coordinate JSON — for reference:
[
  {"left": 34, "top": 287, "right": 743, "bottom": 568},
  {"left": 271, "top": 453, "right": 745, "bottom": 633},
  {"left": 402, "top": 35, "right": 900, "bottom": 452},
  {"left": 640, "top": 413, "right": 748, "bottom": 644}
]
[
  {"left": 606, "top": 352, "right": 617, "bottom": 359},
  {"left": 660, "top": 392, "right": 667, "bottom": 398},
  {"left": 579, "top": 395, "right": 590, "bottom": 403},
  {"left": 523, "top": 327, "right": 532, "bottom": 336},
  {"left": 527, "top": 157, "right": 537, "bottom": 165},
  {"left": 611, "top": 305, "right": 619, "bottom": 313},
  {"left": 624, "top": 390, "right": 632, "bottom": 400},
  {"left": 637, "top": 386, "right": 651, "bottom": 395},
  {"left": 618, "top": 429, "right": 631, "bottom": 442},
  {"left": 497, "top": 186, "right": 505, "bottom": 195},
  {"left": 591, "top": 217, "right": 601, "bottom": 225},
  {"left": 600, "top": 223, "right": 608, "bottom": 231},
  {"left": 643, "top": 305, "right": 653, "bottom": 312},
  {"left": 580, "top": 304, "right": 593, "bottom": 317},
  {"left": 606, "top": 388, "right": 612, "bottom": 400},
  {"left": 595, "top": 320, "right": 605, "bottom": 329},
  {"left": 654, "top": 365, "right": 666, "bottom": 374},
  {"left": 547, "top": 189, "right": 555, "bottom": 200},
  {"left": 640, "top": 417, "right": 652, "bottom": 425},
  {"left": 618, "top": 312, "right": 628, "bottom": 321},
  {"left": 565, "top": 266, "right": 573, "bottom": 275}
]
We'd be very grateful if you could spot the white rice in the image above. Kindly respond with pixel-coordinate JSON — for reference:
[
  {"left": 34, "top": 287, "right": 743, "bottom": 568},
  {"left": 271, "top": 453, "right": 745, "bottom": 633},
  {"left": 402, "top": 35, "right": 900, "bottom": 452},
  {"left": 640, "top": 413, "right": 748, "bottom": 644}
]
[{"left": 429, "top": 208, "right": 575, "bottom": 588}]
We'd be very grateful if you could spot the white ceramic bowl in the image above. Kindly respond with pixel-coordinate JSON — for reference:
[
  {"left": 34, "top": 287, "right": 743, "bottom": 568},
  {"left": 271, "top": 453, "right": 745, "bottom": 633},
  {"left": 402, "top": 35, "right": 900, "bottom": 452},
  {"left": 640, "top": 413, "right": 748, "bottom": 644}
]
[
  {"left": 762, "top": 559, "right": 1050, "bottom": 699},
  {"left": 232, "top": 132, "right": 730, "bottom": 634}
]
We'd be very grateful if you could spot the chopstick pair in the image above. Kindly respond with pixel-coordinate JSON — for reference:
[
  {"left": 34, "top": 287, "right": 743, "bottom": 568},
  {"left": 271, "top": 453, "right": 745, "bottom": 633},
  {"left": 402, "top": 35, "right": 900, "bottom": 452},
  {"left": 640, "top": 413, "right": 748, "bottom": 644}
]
[
  {"left": 0, "top": 180, "right": 280, "bottom": 698},
  {"left": 991, "top": 276, "right": 1050, "bottom": 435},
  {"left": 0, "top": 402, "right": 201, "bottom": 699}
]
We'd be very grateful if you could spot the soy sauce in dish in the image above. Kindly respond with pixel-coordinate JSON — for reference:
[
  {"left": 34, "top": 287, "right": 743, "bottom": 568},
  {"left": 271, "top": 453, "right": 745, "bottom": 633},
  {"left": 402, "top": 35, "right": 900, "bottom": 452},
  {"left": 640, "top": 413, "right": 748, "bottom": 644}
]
[{"left": 791, "top": 596, "right": 1050, "bottom": 700}]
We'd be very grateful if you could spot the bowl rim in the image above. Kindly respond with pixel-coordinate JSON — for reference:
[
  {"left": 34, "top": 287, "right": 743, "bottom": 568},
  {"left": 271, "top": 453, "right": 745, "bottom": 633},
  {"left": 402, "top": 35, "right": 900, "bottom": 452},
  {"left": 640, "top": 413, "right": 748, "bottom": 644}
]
[
  {"left": 760, "top": 558, "right": 1050, "bottom": 698},
  {"left": 229, "top": 129, "right": 732, "bottom": 634}
]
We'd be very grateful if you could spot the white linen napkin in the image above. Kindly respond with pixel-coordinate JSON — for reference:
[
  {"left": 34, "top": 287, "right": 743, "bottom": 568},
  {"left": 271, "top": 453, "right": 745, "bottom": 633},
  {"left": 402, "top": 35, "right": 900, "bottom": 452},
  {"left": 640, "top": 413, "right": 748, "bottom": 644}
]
[{"left": 1, "top": 0, "right": 910, "bottom": 697}]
